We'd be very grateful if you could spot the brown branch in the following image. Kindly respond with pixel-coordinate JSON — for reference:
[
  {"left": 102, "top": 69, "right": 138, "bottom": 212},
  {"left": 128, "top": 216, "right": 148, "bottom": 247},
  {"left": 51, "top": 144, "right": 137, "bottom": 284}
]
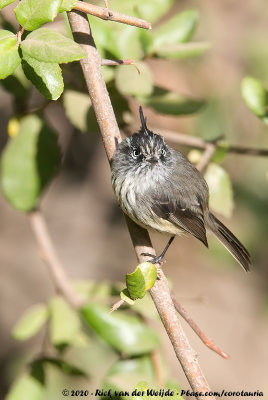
[
  {"left": 225, "top": 145, "right": 268, "bottom": 157},
  {"left": 110, "top": 299, "right": 124, "bottom": 312},
  {"left": 157, "top": 127, "right": 268, "bottom": 157},
  {"left": 17, "top": 25, "right": 25, "bottom": 46},
  {"left": 29, "top": 210, "right": 84, "bottom": 309},
  {"left": 67, "top": 9, "right": 215, "bottom": 399},
  {"left": 172, "top": 296, "right": 230, "bottom": 360},
  {"left": 75, "top": 1, "right": 152, "bottom": 30},
  {"left": 151, "top": 350, "right": 165, "bottom": 387},
  {"left": 102, "top": 58, "right": 134, "bottom": 66},
  {"left": 196, "top": 143, "right": 216, "bottom": 172}
]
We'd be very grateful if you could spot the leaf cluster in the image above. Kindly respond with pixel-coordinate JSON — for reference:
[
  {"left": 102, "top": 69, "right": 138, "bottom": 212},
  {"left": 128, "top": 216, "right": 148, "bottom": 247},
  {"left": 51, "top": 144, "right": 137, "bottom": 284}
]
[
  {"left": 0, "top": 0, "right": 233, "bottom": 217},
  {"left": 8, "top": 284, "right": 183, "bottom": 400}
]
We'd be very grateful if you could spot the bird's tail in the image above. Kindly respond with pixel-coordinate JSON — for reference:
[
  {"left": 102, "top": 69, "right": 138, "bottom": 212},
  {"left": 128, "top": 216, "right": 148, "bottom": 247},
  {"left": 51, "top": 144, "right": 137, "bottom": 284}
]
[{"left": 207, "top": 213, "right": 251, "bottom": 272}]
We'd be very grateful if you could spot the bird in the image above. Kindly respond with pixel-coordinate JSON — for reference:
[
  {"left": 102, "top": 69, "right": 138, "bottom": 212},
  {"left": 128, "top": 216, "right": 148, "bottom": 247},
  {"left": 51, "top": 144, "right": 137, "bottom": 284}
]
[{"left": 111, "top": 106, "right": 251, "bottom": 271}]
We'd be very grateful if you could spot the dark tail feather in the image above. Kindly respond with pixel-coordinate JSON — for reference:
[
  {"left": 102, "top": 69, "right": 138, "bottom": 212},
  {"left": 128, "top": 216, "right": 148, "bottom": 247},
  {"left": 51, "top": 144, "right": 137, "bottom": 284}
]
[{"left": 207, "top": 213, "right": 251, "bottom": 272}]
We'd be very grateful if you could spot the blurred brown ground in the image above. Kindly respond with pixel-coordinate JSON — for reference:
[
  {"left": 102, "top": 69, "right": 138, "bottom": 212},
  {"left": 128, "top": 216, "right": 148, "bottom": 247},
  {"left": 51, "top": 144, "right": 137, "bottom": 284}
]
[{"left": 0, "top": 0, "right": 268, "bottom": 398}]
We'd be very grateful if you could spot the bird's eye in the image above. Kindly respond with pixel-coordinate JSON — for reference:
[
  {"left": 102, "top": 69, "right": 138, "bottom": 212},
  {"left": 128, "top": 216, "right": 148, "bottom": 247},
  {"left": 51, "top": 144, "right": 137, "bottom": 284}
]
[
  {"left": 161, "top": 148, "right": 166, "bottom": 156},
  {"left": 132, "top": 148, "right": 140, "bottom": 158}
]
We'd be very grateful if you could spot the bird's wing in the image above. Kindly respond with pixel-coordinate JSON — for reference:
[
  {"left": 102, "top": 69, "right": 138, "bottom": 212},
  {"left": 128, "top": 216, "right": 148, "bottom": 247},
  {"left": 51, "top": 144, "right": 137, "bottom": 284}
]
[{"left": 152, "top": 194, "right": 208, "bottom": 247}]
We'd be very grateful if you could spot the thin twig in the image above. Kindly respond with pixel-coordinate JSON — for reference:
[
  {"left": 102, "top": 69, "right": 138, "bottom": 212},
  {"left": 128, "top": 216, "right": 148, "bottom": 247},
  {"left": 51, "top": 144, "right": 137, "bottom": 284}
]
[
  {"left": 172, "top": 296, "right": 230, "bottom": 360},
  {"left": 225, "top": 145, "right": 268, "bottom": 157},
  {"left": 110, "top": 299, "right": 124, "bottom": 312},
  {"left": 157, "top": 127, "right": 268, "bottom": 157},
  {"left": 75, "top": 1, "right": 152, "bottom": 30},
  {"left": 29, "top": 210, "right": 84, "bottom": 309},
  {"left": 102, "top": 59, "right": 141, "bottom": 74},
  {"left": 196, "top": 143, "right": 216, "bottom": 172},
  {"left": 17, "top": 25, "right": 25, "bottom": 46},
  {"left": 102, "top": 58, "right": 134, "bottom": 66},
  {"left": 151, "top": 350, "right": 165, "bottom": 387},
  {"left": 67, "top": 9, "right": 215, "bottom": 399}
]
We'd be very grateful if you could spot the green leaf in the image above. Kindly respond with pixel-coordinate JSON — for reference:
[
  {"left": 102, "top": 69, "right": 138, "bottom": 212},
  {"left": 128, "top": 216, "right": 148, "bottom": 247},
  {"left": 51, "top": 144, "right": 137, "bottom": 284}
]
[
  {"left": 14, "top": 0, "right": 62, "bottom": 31},
  {"left": 21, "top": 28, "right": 86, "bottom": 63},
  {"left": 12, "top": 303, "right": 49, "bottom": 341},
  {"left": 194, "top": 100, "right": 226, "bottom": 141},
  {"left": 204, "top": 163, "right": 234, "bottom": 218},
  {"left": 0, "top": 0, "right": 16, "bottom": 10},
  {"left": 126, "top": 262, "right": 157, "bottom": 300},
  {"left": 50, "top": 296, "right": 81, "bottom": 346},
  {"left": 166, "top": 381, "right": 184, "bottom": 400},
  {"left": 34, "top": 357, "right": 86, "bottom": 376},
  {"left": 6, "top": 372, "right": 45, "bottom": 400},
  {"left": 1, "top": 65, "right": 29, "bottom": 99},
  {"left": 120, "top": 289, "right": 136, "bottom": 305},
  {"left": 81, "top": 303, "right": 159, "bottom": 356},
  {"left": 115, "top": 62, "right": 153, "bottom": 97},
  {"left": 1, "top": 115, "right": 61, "bottom": 211},
  {"left": 22, "top": 53, "right": 63, "bottom": 100},
  {"left": 138, "top": 86, "right": 205, "bottom": 115},
  {"left": 139, "top": 30, "right": 153, "bottom": 56},
  {"left": 126, "top": 268, "right": 146, "bottom": 300},
  {"left": 116, "top": 26, "right": 143, "bottom": 61},
  {"left": 241, "top": 76, "right": 268, "bottom": 118},
  {"left": 212, "top": 142, "right": 229, "bottom": 163},
  {"left": 136, "top": 0, "right": 175, "bottom": 24},
  {"left": 103, "top": 357, "right": 155, "bottom": 395},
  {"left": 109, "top": 86, "right": 131, "bottom": 127},
  {"left": 59, "top": 0, "right": 77, "bottom": 12},
  {"left": 102, "top": 66, "right": 115, "bottom": 83},
  {"left": 152, "top": 9, "right": 199, "bottom": 51},
  {"left": 0, "top": 30, "right": 21, "bottom": 79},
  {"left": 155, "top": 42, "right": 212, "bottom": 60},
  {"left": 132, "top": 381, "right": 149, "bottom": 400},
  {"left": 63, "top": 90, "right": 91, "bottom": 132},
  {"left": 138, "top": 263, "right": 157, "bottom": 290},
  {"left": 88, "top": 16, "right": 119, "bottom": 59}
]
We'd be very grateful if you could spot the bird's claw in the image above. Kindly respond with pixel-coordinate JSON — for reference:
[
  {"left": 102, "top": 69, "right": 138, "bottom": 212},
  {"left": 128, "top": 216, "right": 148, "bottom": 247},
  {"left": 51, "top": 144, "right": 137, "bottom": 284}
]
[{"left": 140, "top": 252, "right": 164, "bottom": 265}]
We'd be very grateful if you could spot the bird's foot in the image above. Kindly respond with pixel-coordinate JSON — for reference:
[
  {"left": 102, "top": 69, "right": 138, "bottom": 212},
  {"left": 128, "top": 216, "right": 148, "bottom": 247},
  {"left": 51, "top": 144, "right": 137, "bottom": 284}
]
[
  {"left": 140, "top": 252, "right": 164, "bottom": 265},
  {"left": 141, "top": 253, "right": 163, "bottom": 280}
]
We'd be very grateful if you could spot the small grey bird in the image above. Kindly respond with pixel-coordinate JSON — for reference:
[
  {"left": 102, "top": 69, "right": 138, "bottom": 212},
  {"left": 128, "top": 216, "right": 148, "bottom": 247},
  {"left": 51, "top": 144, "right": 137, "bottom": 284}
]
[{"left": 111, "top": 106, "right": 251, "bottom": 271}]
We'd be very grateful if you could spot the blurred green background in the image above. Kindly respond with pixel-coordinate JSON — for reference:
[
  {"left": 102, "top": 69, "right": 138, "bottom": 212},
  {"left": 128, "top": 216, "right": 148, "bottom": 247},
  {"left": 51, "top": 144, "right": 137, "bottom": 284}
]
[{"left": 0, "top": 0, "right": 268, "bottom": 399}]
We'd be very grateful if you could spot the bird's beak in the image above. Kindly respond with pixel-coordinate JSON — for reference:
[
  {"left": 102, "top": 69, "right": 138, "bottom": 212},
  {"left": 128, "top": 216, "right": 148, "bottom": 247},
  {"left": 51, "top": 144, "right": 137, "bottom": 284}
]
[{"left": 146, "top": 156, "right": 159, "bottom": 164}]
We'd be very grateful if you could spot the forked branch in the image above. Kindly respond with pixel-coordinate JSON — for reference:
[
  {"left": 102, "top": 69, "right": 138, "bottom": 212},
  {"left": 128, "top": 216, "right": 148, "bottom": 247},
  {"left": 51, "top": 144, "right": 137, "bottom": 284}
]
[{"left": 67, "top": 9, "right": 215, "bottom": 399}]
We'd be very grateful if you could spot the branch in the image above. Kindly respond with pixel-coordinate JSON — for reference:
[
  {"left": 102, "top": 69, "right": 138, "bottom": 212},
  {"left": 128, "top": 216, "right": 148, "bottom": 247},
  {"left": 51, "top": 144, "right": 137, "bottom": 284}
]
[
  {"left": 74, "top": 1, "right": 152, "bottom": 30},
  {"left": 151, "top": 350, "right": 165, "bottom": 387},
  {"left": 29, "top": 210, "right": 84, "bottom": 309},
  {"left": 196, "top": 143, "right": 216, "bottom": 172},
  {"left": 17, "top": 25, "right": 25, "bottom": 46},
  {"left": 102, "top": 58, "right": 134, "bottom": 66},
  {"left": 172, "top": 296, "right": 230, "bottom": 359},
  {"left": 157, "top": 127, "right": 268, "bottom": 157},
  {"left": 67, "top": 9, "right": 215, "bottom": 399}
]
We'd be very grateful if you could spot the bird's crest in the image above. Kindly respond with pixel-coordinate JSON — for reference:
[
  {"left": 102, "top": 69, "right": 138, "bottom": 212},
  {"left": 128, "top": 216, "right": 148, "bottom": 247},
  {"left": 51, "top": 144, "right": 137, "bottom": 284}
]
[{"left": 139, "top": 106, "right": 149, "bottom": 134}]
